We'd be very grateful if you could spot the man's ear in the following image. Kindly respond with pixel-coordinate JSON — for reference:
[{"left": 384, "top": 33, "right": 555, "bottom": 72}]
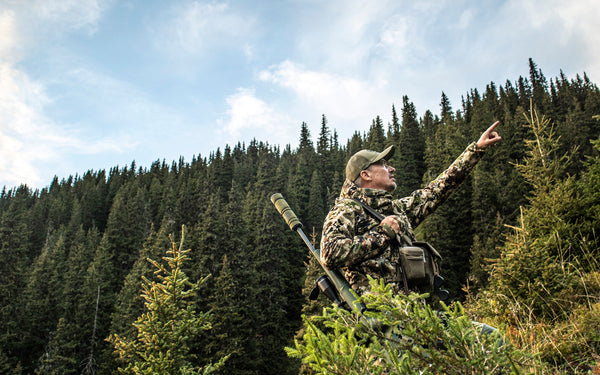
[{"left": 360, "top": 169, "right": 372, "bottom": 183}]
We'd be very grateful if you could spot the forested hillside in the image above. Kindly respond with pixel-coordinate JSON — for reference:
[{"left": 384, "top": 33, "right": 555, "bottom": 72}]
[{"left": 1, "top": 59, "right": 599, "bottom": 374}]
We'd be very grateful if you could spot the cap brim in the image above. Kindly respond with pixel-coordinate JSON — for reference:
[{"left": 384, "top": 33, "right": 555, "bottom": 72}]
[{"left": 372, "top": 145, "right": 395, "bottom": 164}]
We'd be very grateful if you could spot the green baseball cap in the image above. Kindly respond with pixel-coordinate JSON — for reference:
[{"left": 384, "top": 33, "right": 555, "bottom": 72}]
[{"left": 346, "top": 145, "right": 395, "bottom": 181}]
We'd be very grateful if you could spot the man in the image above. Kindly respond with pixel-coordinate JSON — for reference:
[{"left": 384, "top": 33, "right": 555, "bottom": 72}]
[{"left": 320, "top": 121, "right": 501, "bottom": 297}]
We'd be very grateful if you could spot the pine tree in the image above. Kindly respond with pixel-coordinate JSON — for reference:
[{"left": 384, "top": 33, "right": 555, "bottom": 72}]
[
  {"left": 365, "top": 116, "right": 386, "bottom": 151},
  {"left": 21, "top": 229, "right": 68, "bottom": 371},
  {"left": 306, "top": 170, "right": 325, "bottom": 233},
  {"left": 387, "top": 104, "right": 400, "bottom": 143},
  {"left": 109, "top": 226, "right": 227, "bottom": 374},
  {"left": 288, "top": 279, "right": 528, "bottom": 374},
  {"left": 110, "top": 222, "right": 173, "bottom": 341},
  {"left": 419, "top": 94, "right": 473, "bottom": 297},
  {"left": 37, "top": 226, "right": 101, "bottom": 375},
  {"left": 395, "top": 96, "right": 425, "bottom": 196},
  {"left": 200, "top": 182, "right": 256, "bottom": 375},
  {"left": 290, "top": 123, "right": 316, "bottom": 222},
  {"left": 0, "top": 185, "right": 34, "bottom": 370},
  {"left": 469, "top": 109, "right": 600, "bottom": 372}
]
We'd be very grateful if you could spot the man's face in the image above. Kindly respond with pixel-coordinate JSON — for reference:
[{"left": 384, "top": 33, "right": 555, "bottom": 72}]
[{"left": 364, "top": 160, "right": 396, "bottom": 192}]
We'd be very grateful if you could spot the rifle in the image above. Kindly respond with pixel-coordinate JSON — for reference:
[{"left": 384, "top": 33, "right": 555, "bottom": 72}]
[{"left": 270, "top": 193, "right": 366, "bottom": 314}]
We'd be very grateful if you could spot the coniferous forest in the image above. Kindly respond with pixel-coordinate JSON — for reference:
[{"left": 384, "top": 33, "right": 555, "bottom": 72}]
[{"left": 1, "top": 59, "right": 600, "bottom": 374}]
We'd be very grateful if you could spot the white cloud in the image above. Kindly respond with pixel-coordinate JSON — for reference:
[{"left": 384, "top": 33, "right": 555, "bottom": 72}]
[
  {"left": 457, "top": 9, "right": 474, "bottom": 30},
  {"left": 0, "top": 62, "right": 129, "bottom": 187},
  {"left": 514, "top": 0, "right": 600, "bottom": 80},
  {"left": 0, "top": 3, "right": 128, "bottom": 188},
  {"left": 31, "top": 0, "right": 110, "bottom": 34},
  {"left": 259, "top": 60, "right": 389, "bottom": 122},
  {"left": 0, "top": 10, "right": 19, "bottom": 64},
  {"left": 159, "top": 1, "right": 257, "bottom": 57},
  {"left": 0, "top": 62, "right": 83, "bottom": 187},
  {"left": 378, "top": 17, "right": 409, "bottom": 49},
  {"left": 219, "top": 87, "right": 294, "bottom": 145}
]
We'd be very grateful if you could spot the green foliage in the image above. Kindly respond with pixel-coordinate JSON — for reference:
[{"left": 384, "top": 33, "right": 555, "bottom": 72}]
[
  {"left": 109, "top": 226, "right": 227, "bottom": 374},
  {"left": 468, "top": 107, "right": 600, "bottom": 373},
  {"left": 288, "top": 278, "right": 529, "bottom": 374}
]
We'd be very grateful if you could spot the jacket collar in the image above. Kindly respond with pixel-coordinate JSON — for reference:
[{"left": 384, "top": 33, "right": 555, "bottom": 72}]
[{"left": 340, "top": 179, "right": 393, "bottom": 210}]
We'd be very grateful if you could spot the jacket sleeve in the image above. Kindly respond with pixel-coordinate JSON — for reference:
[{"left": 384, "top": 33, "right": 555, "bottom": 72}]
[
  {"left": 396, "top": 142, "right": 485, "bottom": 228},
  {"left": 320, "top": 199, "right": 394, "bottom": 270}
]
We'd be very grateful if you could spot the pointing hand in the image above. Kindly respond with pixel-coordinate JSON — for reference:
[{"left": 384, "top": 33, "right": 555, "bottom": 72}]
[{"left": 476, "top": 121, "right": 501, "bottom": 150}]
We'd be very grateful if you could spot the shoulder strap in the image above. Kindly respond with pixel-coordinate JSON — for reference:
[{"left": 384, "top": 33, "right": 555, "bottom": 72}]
[{"left": 352, "top": 198, "right": 385, "bottom": 221}]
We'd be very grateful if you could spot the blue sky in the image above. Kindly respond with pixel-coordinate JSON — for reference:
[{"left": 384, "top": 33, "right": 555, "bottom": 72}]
[{"left": 1, "top": 0, "right": 599, "bottom": 190}]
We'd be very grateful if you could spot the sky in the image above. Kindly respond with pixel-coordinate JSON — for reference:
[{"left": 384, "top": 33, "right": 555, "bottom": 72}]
[{"left": 1, "top": 0, "right": 599, "bottom": 190}]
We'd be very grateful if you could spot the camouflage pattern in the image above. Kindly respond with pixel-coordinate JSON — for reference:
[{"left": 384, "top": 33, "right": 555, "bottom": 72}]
[{"left": 320, "top": 142, "right": 485, "bottom": 296}]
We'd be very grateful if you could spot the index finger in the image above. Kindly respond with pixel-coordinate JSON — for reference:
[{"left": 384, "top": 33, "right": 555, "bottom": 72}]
[{"left": 487, "top": 121, "right": 500, "bottom": 133}]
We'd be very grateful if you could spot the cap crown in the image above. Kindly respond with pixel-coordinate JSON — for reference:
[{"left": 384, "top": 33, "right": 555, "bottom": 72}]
[{"left": 345, "top": 145, "right": 394, "bottom": 181}]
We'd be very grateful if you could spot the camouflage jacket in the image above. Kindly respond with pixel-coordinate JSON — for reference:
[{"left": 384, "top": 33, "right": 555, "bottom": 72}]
[{"left": 320, "top": 142, "right": 485, "bottom": 296}]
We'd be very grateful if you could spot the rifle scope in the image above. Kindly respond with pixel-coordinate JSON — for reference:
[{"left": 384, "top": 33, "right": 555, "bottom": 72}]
[{"left": 270, "top": 193, "right": 302, "bottom": 231}]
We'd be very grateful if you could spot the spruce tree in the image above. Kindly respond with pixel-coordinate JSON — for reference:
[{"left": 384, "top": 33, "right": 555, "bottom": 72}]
[
  {"left": 365, "top": 116, "right": 386, "bottom": 151},
  {"left": 395, "top": 96, "right": 425, "bottom": 196},
  {"left": 242, "top": 152, "right": 304, "bottom": 374},
  {"left": 110, "top": 222, "right": 173, "bottom": 341},
  {"left": 419, "top": 94, "right": 473, "bottom": 297},
  {"left": 347, "top": 131, "right": 363, "bottom": 156},
  {"left": 37, "top": 226, "right": 101, "bottom": 375},
  {"left": 21, "top": 229, "right": 68, "bottom": 371},
  {"left": 109, "top": 226, "right": 227, "bottom": 374},
  {"left": 0, "top": 185, "right": 33, "bottom": 369},
  {"left": 306, "top": 170, "right": 325, "bottom": 233},
  {"left": 316, "top": 114, "right": 333, "bottom": 206},
  {"left": 290, "top": 123, "right": 316, "bottom": 222},
  {"left": 387, "top": 104, "right": 400, "bottom": 143},
  {"left": 288, "top": 279, "right": 528, "bottom": 374},
  {"left": 469, "top": 109, "right": 600, "bottom": 372}
]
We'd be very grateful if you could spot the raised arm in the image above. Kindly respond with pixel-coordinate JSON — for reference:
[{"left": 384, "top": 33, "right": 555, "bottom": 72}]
[{"left": 393, "top": 121, "right": 502, "bottom": 229}]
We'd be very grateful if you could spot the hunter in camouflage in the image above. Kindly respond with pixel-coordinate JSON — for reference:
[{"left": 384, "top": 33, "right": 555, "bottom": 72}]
[{"left": 320, "top": 121, "right": 501, "bottom": 296}]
